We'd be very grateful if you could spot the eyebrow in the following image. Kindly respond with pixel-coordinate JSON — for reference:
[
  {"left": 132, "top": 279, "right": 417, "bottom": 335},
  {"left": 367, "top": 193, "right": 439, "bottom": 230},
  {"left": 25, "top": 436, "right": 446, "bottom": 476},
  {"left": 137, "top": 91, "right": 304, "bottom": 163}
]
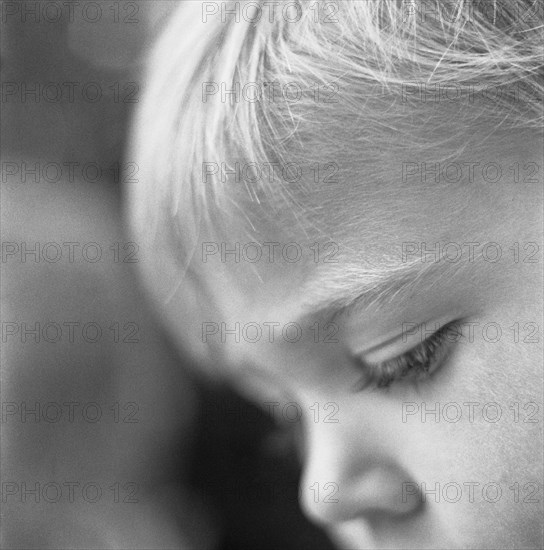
[{"left": 297, "top": 255, "right": 469, "bottom": 325}]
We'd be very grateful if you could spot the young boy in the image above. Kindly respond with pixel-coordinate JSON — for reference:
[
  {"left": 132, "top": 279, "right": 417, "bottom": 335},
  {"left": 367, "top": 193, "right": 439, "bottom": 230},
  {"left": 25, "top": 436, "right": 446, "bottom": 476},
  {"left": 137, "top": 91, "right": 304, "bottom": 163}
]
[{"left": 127, "top": 1, "right": 543, "bottom": 548}]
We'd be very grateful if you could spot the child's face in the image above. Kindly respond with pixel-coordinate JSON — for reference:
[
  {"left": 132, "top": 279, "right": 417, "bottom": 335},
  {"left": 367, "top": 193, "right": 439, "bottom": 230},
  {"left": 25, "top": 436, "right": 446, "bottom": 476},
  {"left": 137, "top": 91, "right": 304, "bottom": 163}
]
[{"left": 151, "top": 136, "right": 543, "bottom": 548}]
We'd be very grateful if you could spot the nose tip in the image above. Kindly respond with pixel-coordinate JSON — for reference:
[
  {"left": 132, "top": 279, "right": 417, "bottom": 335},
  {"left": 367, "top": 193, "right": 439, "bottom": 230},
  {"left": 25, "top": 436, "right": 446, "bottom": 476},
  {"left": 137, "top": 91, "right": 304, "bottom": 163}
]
[
  {"left": 299, "top": 479, "right": 342, "bottom": 526},
  {"left": 298, "top": 420, "right": 424, "bottom": 529},
  {"left": 299, "top": 466, "right": 424, "bottom": 528}
]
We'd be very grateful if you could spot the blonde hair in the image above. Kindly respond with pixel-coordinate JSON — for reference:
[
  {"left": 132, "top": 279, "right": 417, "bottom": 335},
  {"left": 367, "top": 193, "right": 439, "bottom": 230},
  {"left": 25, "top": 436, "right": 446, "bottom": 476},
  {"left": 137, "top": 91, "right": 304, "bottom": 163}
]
[{"left": 127, "top": 0, "right": 543, "bottom": 288}]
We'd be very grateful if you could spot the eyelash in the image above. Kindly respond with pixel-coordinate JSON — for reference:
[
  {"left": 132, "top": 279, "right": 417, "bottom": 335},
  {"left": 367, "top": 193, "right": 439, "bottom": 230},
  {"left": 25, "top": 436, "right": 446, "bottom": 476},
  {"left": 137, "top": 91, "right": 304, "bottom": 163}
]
[{"left": 353, "top": 322, "right": 459, "bottom": 391}]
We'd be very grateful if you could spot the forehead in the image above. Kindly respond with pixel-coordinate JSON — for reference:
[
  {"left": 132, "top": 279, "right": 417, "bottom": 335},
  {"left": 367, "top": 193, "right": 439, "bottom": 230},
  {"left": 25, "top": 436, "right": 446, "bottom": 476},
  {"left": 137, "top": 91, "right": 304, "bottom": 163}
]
[
  {"left": 195, "top": 133, "right": 536, "bottom": 327},
  {"left": 163, "top": 119, "right": 543, "bottom": 375}
]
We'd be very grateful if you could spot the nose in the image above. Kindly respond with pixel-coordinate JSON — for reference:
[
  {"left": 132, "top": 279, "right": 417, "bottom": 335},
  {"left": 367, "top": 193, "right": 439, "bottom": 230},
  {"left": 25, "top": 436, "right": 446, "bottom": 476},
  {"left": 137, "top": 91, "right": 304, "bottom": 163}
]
[{"left": 298, "top": 420, "right": 423, "bottom": 528}]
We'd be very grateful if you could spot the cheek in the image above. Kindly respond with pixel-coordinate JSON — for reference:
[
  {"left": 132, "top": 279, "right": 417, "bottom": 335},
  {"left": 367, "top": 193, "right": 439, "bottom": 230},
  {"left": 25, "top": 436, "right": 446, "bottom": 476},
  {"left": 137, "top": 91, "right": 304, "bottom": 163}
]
[{"left": 402, "top": 328, "right": 543, "bottom": 546}]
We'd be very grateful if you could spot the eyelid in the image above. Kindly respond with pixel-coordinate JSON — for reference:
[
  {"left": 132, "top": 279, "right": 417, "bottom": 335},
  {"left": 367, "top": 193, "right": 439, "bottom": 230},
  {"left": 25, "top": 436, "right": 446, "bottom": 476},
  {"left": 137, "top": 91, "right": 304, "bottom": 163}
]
[
  {"left": 351, "top": 320, "right": 461, "bottom": 391},
  {"left": 356, "top": 319, "right": 450, "bottom": 366}
]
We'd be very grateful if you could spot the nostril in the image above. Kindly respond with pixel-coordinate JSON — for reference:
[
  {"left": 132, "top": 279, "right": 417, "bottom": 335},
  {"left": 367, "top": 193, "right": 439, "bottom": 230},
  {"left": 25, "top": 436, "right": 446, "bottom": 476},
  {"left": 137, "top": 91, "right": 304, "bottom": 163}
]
[
  {"left": 394, "top": 481, "right": 426, "bottom": 520},
  {"left": 359, "top": 496, "right": 425, "bottom": 526},
  {"left": 365, "top": 477, "right": 426, "bottom": 520},
  {"left": 346, "top": 473, "right": 426, "bottom": 524},
  {"left": 299, "top": 467, "right": 426, "bottom": 528}
]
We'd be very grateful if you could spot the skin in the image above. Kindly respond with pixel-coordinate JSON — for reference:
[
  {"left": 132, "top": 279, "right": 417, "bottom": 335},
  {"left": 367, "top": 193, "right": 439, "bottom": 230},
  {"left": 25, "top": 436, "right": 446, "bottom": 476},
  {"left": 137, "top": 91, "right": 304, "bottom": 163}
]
[{"left": 131, "top": 129, "right": 544, "bottom": 549}]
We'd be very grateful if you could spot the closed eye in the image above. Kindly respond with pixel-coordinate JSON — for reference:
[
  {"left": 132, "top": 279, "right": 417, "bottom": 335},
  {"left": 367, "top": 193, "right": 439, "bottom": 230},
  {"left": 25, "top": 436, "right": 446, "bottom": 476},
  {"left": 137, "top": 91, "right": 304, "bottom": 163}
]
[{"left": 352, "top": 321, "right": 461, "bottom": 391}]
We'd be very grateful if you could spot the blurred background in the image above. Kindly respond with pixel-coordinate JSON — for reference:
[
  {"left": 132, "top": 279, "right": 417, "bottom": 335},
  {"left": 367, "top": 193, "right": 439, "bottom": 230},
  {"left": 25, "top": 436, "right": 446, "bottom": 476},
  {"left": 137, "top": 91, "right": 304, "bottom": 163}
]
[
  {"left": 0, "top": 1, "right": 334, "bottom": 548},
  {"left": 1, "top": 0, "right": 172, "bottom": 167}
]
